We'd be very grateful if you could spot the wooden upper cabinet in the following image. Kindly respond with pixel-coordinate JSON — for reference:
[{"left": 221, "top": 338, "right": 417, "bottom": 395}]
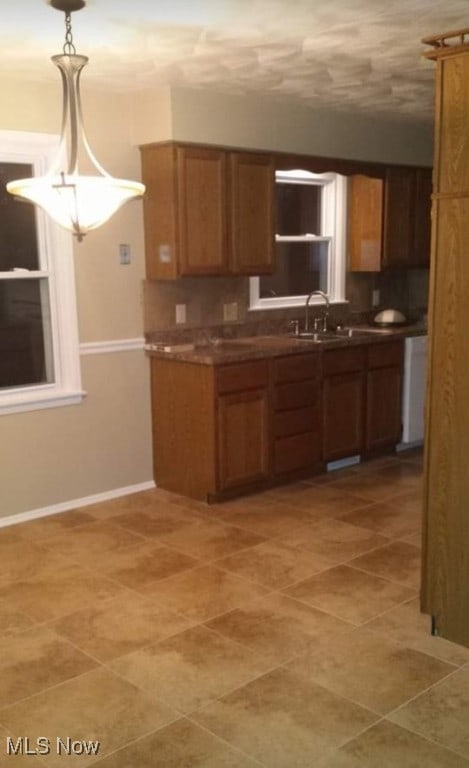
[
  {"left": 348, "top": 175, "right": 383, "bottom": 271},
  {"left": 177, "top": 146, "right": 227, "bottom": 275},
  {"left": 348, "top": 166, "right": 432, "bottom": 270},
  {"left": 382, "top": 167, "right": 414, "bottom": 267},
  {"left": 141, "top": 143, "right": 179, "bottom": 280},
  {"left": 140, "top": 142, "right": 275, "bottom": 279},
  {"left": 229, "top": 152, "right": 275, "bottom": 274}
]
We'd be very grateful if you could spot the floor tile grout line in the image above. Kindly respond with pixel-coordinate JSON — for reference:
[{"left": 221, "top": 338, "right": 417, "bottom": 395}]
[
  {"left": 344, "top": 560, "right": 420, "bottom": 591},
  {"left": 382, "top": 698, "right": 469, "bottom": 763},
  {"left": 348, "top": 622, "right": 462, "bottom": 669},
  {"left": 98, "top": 633, "right": 310, "bottom": 728},
  {"left": 0, "top": 662, "right": 108, "bottom": 723},
  {"left": 383, "top": 662, "right": 469, "bottom": 723},
  {"left": 183, "top": 715, "right": 268, "bottom": 767}
]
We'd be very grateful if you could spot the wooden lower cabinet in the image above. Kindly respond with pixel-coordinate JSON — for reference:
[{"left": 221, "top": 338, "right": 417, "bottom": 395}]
[
  {"left": 365, "top": 367, "right": 402, "bottom": 453},
  {"left": 217, "top": 389, "right": 269, "bottom": 490},
  {"left": 150, "top": 356, "right": 271, "bottom": 501},
  {"left": 323, "top": 371, "right": 365, "bottom": 461},
  {"left": 322, "top": 346, "right": 366, "bottom": 462},
  {"left": 149, "top": 339, "right": 404, "bottom": 501},
  {"left": 150, "top": 358, "right": 217, "bottom": 500},
  {"left": 365, "top": 340, "right": 403, "bottom": 455},
  {"left": 322, "top": 340, "right": 403, "bottom": 462},
  {"left": 272, "top": 353, "right": 322, "bottom": 478}
]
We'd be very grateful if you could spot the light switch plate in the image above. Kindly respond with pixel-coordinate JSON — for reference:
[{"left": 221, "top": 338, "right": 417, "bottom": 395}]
[
  {"left": 119, "top": 244, "right": 131, "bottom": 265},
  {"left": 372, "top": 289, "right": 380, "bottom": 307}
]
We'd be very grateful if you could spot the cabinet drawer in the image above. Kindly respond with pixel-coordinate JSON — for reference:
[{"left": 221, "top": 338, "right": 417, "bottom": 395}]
[
  {"left": 274, "top": 406, "right": 318, "bottom": 438},
  {"left": 217, "top": 361, "right": 268, "bottom": 394},
  {"left": 274, "top": 433, "right": 320, "bottom": 474},
  {"left": 323, "top": 346, "right": 366, "bottom": 376},
  {"left": 274, "top": 380, "right": 319, "bottom": 411},
  {"left": 367, "top": 340, "right": 403, "bottom": 369},
  {"left": 274, "top": 353, "right": 320, "bottom": 383}
]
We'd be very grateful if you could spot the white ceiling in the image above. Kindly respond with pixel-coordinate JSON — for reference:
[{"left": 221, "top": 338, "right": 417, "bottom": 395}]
[{"left": 2, "top": 0, "right": 468, "bottom": 123}]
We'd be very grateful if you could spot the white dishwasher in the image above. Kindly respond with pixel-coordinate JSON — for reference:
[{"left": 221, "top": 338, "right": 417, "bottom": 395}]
[{"left": 399, "top": 334, "right": 428, "bottom": 447}]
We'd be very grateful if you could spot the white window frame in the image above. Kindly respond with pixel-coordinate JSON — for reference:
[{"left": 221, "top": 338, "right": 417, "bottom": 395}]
[
  {"left": 250, "top": 170, "right": 347, "bottom": 310},
  {"left": 0, "top": 130, "right": 84, "bottom": 415}
]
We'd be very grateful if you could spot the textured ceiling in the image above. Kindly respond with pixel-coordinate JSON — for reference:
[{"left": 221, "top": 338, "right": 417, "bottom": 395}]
[{"left": 1, "top": 0, "right": 468, "bottom": 123}]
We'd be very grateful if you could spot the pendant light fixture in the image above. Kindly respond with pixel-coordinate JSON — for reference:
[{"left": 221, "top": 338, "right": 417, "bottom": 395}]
[{"left": 6, "top": 0, "right": 145, "bottom": 241}]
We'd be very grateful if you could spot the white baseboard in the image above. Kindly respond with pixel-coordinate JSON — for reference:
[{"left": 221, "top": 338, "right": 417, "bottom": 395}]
[{"left": 0, "top": 480, "right": 156, "bottom": 529}]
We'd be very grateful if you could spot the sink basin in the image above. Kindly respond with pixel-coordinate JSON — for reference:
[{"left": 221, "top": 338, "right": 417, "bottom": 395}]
[
  {"left": 293, "top": 332, "right": 338, "bottom": 343},
  {"left": 334, "top": 328, "right": 380, "bottom": 338},
  {"left": 290, "top": 328, "right": 385, "bottom": 343}
]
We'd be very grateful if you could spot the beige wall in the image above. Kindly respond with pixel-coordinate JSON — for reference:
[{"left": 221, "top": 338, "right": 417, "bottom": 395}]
[
  {"left": 2, "top": 353, "right": 152, "bottom": 518},
  {"left": 129, "top": 86, "right": 173, "bottom": 147},
  {"left": 0, "top": 76, "right": 153, "bottom": 520},
  {"left": 169, "top": 87, "right": 434, "bottom": 166}
]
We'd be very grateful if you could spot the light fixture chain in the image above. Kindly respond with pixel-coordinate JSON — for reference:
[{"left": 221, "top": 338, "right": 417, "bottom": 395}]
[{"left": 63, "top": 11, "right": 76, "bottom": 55}]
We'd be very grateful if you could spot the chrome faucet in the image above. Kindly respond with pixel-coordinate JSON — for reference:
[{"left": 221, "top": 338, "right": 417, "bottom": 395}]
[{"left": 305, "top": 290, "right": 330, "bottom": 332}]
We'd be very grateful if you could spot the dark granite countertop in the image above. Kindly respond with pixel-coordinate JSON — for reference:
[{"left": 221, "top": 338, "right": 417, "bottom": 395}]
[{"left": 145, "top": 325, "right": 427, "bottom": 366}]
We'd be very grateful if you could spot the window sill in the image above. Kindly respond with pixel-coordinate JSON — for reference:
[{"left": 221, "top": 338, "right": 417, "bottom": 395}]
[{"left": 0, "top": 386, "right": 87, "bottom": 415}]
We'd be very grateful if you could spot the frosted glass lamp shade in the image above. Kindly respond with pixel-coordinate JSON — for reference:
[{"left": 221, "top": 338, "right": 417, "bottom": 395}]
[{"left": 7, "top": 174, "right": 145, "bottom": 241}]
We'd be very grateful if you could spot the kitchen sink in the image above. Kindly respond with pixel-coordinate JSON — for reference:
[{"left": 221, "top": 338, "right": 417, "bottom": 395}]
[
  {"left": 333, "top": 328, "right": 383, "bottom": 338},
  {"left": 293, "top": 331, "right": 342, "bottom": 342},
  {"left": 290, "top": 327, "right": 391, "bottom": 342}
]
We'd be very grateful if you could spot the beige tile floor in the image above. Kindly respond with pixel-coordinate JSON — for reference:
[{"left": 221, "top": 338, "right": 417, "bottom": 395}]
[{"left": 1, "top": 449, "right": 469, "bottom": 766}]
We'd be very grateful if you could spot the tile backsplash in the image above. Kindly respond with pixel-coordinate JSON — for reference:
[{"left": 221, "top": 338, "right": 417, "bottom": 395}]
[{"left": 144, "top": 268, "right": 429, "bottom": 336}]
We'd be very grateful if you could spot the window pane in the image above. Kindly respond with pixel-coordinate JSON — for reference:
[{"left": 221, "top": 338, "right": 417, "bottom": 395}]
[
  {"left": 260, "top": 241, "right": 329, "bottom": 298},
  {"left": 0, "top": 279, "right": 54, "bottom": 388},
  {"left": 0, "top": 162, "right": 40, "bottom": 271},
  {"left": 276, "top": 183, "right": 321, "bottom": 236}
]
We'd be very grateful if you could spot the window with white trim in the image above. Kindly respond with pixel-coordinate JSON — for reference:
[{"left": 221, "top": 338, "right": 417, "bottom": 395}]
[
  {"left": 250, "top": 170, "right": 347, "bottom": 310},
  {"left": 0, "top": 131, "right": 83, "bottom": 414}
]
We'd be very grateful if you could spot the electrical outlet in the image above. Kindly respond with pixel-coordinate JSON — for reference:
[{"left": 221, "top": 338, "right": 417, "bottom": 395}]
[
  {"left": 175, "top": 304, "right": 186, "bottom": 324},
  {"left": 372, "top": 289, "right": 380, "bottom": 307},
  {"left": 159, "top": 244, "right": 171, "bottom": 263},
  {"left": 223, "top": 302, "right": 238, "bottom": 322},
  {"left": 119, "top": 243, "right": 131, "bottom": 265}
]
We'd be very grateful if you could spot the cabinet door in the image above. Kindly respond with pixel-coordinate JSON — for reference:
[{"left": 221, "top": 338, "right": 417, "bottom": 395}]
[
  {"left": 140, "top": 144, "right": 179, "bottom": 280},
  {"left": 365, "top": 366, "right": 402, "bottom": 453},
  {"left": 382, "top": 167, "right": 413, "bottom": 268},
  {"left": 348, "top": 175, "right": 384, "bottom": 271},
  {"left": 217, "top": 389, "right": 269, "bottom": 490},
  {"left": 229, "top": 152, "right": 275, "bottom": 274},
  {"left": 323, "top": 372, "right": 365, "bottom": 461},
  {"left": 177, "top": 146, "right": 228, "bottom": 275},
  {"left": 411, "top": 168, "right": 432, "bottom": 267}
]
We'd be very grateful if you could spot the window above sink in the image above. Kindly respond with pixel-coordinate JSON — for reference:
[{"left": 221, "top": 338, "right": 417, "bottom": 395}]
[{"left": 249, "top": 169, "right": 347, "bottom": 311}]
